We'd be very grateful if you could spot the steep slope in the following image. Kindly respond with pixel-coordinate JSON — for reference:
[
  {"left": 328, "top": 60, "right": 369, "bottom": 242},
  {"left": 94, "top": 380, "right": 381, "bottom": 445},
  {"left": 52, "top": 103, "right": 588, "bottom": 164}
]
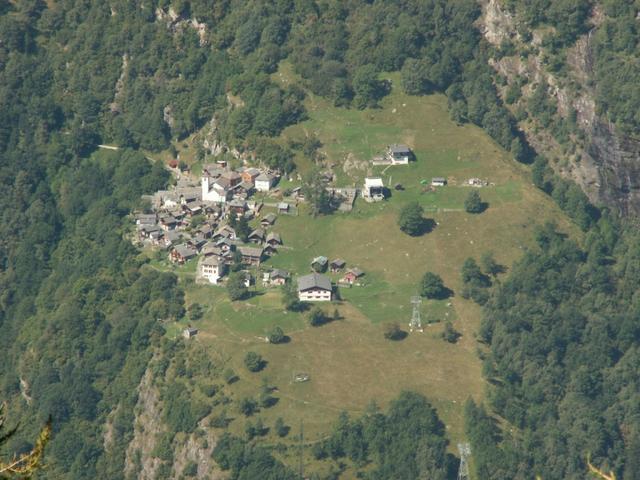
[{"left": 479, "top": 0, "right": 640, "bottom": 215}]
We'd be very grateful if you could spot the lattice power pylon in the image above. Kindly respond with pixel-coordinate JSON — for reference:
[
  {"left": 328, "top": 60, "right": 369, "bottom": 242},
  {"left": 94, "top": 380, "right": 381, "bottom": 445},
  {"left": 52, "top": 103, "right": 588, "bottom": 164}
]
[
  {"left": 409, "top": 296, "right": 423, "bottom": 332},
  {"left": 457, "top": 443, "right": 471, "bottom": 480}
]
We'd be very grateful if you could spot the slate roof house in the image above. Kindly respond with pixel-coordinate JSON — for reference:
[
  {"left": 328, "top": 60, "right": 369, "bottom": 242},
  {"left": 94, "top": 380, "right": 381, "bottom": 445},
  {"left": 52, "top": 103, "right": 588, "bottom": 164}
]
[
  {"left": 255, "top": 173, "right": 276, "bottom": 192},
  {"left": 311, "top": 256, "right": 328, "bottom": 272},
  {"left": 170, "top": 244, "right": 197, "bottom": 264},
  {"left": 386, "top": 144, "right": 412, "bottom": 165},
  {"left": 297, "top": 273, "right": 332, "bottom": 302},
  {"left": 261, "top": 213, "right": 277, "bottom": 227},
  {"left": 238, "top": 246, "right": 263, "bottom": 266},
  {"left": 330, "top": 259, "right": 346, "bottom": 273},
  {"left": 200, "top": 256, "right": 227, "bottom": 284},
  {"left": 341, "top": 267, "right": 365, "bottom": 285}
]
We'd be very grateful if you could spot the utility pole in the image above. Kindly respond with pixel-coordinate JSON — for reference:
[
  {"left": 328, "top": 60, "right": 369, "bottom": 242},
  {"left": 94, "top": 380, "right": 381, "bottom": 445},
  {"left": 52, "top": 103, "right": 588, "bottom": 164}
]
[
  {"left": 457, "top": 443, "right": 471, "bottom": 480},
  {"left": 298, "top": 420, "right": 304, "bottom": 480},
  {"left": 409, "top": 296, "right": 423, "bottom": 332}
]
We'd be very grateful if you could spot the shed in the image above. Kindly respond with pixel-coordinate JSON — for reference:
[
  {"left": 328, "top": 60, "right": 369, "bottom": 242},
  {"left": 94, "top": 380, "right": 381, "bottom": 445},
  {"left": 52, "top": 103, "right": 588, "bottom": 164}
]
[
  {"left": 431, "top": 177, "right": 447, "bottom": 187},
  {"left": 183, "top": 327, "right": 198, "bottom": 339},
  {"left": 330, "top": 258, "right": 346, "bottom": 272},
  {"left": 278, "top": 202, "right": 290, "bottom": 213}
]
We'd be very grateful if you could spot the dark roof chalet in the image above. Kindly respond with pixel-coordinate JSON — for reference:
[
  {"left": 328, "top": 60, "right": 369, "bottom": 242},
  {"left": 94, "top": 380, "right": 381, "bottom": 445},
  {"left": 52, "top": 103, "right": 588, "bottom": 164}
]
[{"left": 297, "top": 273, "right": 331, "bottom": 292}]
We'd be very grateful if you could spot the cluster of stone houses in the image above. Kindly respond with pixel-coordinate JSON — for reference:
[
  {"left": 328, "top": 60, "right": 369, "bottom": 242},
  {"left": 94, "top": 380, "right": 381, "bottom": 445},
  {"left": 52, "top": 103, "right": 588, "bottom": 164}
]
[
  {"left": 135, "top": 163, "right": 288, "bottom": 285},
  {"left": 201, "top": 164, "right": 277, "bottom": 203},
  {"left": 296, "top": 257, "right": 365, "bottom": 302}
]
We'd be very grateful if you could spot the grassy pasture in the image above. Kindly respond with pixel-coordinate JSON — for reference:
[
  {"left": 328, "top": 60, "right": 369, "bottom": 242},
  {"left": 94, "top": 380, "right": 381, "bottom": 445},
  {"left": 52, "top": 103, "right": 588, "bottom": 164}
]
[{"left": 160, "top": 68, "right": 580, "bottom": 474}]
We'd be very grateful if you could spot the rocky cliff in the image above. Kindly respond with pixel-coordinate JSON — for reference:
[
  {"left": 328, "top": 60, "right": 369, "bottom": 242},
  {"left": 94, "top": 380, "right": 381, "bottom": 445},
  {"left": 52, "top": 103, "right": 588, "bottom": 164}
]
[{"left": 479, "top": 0, "right": 640, "bottom": 216}]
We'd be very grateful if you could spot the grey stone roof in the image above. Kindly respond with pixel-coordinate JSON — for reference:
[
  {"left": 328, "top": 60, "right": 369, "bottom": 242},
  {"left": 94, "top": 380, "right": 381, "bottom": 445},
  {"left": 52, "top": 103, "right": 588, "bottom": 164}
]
[
  {"left": 266, "top": 232, "right": 281, "bottom": 244},
  {"left": 271, "top": 269, "right": 289, "bottom": 279},
  {"left": 389, "top": 144, "right": 411, "bottom": 154},
  {"left": 330, "top": 258, "right": 346, "bottom": 268},
  {"left": 297, "top": 273, "right": 331, "bottom": 292},
  {"left": 312, "top": 256, "right": 328, "bottom": 266},
  {"left": 261, "top": 213, "right": 277, "bottom": 224},
  {"left": 347, "top": 267, "right": 364, "bottom": 277},
  {"left": 249, "top": 228, "right": 265, "bottom": 239},
  {"left": 238, "top": 246, "right": 263, "bottom": 257},
  {"left": 174, "top": 244, "right": 197, "bottom": 258},
  {"left": 256, "top": 173, "right": 274, "bottom": 182},
  {"left": 201, "top": 256, "right": 221, "bottom": 266}
]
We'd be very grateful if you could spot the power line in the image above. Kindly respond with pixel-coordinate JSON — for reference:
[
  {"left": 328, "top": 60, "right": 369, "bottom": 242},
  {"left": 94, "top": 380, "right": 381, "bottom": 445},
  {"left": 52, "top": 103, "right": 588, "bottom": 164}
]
[
  {"left": 457, "top": 443, "right": 471, "bottom": 480},
  {"left": 409, "top": 296, "right": 423, "bottom": 332}
]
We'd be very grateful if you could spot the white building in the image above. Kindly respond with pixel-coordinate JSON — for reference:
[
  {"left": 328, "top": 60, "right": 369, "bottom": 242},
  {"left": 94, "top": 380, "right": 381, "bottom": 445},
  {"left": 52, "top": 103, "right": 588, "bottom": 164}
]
[
  {"left": 386, "top": 144, "right": 412, "bottom": 165},
  {"left": 200, "top": 256, "right": 227, "bottom": 284},
  {"left": 363, "top": 177, "right": 385, "bottom": 202},
  {"left": 202, "top": 176, "right": 232, "bottom": 203},
  {"left": 255, "top": 173, "right": 275, "bottom": 192},
  {"left": 297, "top": 273, "right": 332, "bottom": 302}
]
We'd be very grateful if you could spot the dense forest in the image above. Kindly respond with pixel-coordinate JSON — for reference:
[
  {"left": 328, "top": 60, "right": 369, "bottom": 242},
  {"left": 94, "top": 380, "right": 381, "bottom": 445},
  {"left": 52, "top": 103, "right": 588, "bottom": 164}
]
[
  {"left": 467, "top": 216, "right": 640, "bottom": 479},
  {"left": 1, "top": 0, "right": 639, "bottom": 478}
]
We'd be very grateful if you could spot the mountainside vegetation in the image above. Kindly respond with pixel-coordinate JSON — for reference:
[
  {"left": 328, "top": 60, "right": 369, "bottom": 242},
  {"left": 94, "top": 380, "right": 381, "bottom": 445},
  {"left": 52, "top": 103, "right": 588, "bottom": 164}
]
[{"left": 1, "top": 0, "right": 639, "bottom": 478}]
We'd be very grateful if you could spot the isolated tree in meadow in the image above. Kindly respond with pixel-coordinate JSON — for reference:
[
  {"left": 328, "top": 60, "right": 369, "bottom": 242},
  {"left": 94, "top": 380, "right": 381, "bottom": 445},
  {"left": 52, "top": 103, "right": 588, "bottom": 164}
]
[
  {"left": 420, "top": 272, "right": 448, "bottom": 299},
  {"left": 398, "top": 202, "right": 425, "bottom": 236},
  {"left": 464, "top": 190, "right": 485, "bottom": 214},
  {"left": 268, "top": 326, "right": 285, "bottom": 344},
  {"left": 227, "top": 272, "right": 249, "bottom": 301},
  {"left": 244, "top": 351, "right": 264, "bottom": 372}
]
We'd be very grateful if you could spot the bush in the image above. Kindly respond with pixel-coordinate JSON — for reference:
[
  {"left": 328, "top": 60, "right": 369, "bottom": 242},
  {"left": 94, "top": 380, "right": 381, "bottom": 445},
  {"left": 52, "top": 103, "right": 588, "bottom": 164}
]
[
  {"left": 274, "top": 417, "right": 289, "bottom": 437},
  {"left": 188, "top": 303, "right": 203, "bottom": 321},
  {"left": 183, "top": 461, "right": 198, "bottom": 477},
  {"left": 244, "top": 351, "right": 265, "bottom": 372},
  {"left": 442, "top": 322, "right": 461, "bottom": 343},
  {"left": 238, "top": 397, "right": 258, "bottom": 416},
  {"left": 201, "top": 384, "right": 218, "bottom": 397},
  {"left": 308, "top": 307, "right": 327, "bottom": 327},
  {"left": 383, "top": 322, "right": 406, "bottom": 341},
  {"left": 223, "top": 368, "right": 238, "bottom": 384}
]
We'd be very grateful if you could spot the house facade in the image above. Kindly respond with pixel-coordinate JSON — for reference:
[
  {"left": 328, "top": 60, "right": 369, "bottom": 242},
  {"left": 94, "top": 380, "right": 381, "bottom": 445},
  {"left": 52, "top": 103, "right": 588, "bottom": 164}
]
[
  {"left": 297, "top": 273, "right": 332, "bottom": 302},
  {"left": 200, "top": 256, "right": 227, "bottom": 284},
  {"left": 255, "top": 173, "right": 275, "bottom": 192},
  {"left": 363, "top": 177, "right": 385, "bottom": 201},
  {"left": 386, "top": 144, "right": 412, "bottom": 165},
  {"left": 202, "top": 176, "right": 232, "bottom": 203}
]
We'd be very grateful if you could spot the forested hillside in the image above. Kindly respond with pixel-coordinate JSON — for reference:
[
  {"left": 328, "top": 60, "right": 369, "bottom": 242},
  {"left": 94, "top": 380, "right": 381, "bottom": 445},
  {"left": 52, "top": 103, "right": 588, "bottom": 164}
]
[{"left": 1, "top": 0, "right": 639, "bottom": 478}]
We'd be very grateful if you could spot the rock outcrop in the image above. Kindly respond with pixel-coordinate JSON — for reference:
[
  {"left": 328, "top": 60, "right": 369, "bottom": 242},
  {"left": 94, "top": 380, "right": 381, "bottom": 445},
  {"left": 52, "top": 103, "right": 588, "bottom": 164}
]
[{"left": 479, "top": 0, "right": 640, "bottom": 216}]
